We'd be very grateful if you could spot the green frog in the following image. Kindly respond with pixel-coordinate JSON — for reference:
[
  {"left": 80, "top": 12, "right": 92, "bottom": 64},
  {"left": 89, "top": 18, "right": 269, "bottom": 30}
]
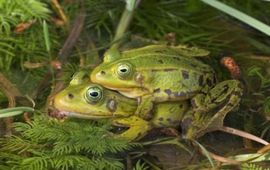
[
  {"left": 52, "top": 71, "right": 189, "bottom": 141},
  {"left": 90, "top": 45, "right": 243, "bottom": 120}
]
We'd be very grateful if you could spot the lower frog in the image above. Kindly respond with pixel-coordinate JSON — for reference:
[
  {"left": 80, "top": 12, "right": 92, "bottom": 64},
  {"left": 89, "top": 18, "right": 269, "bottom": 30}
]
[{"left": 52, "top": 71, "right": 189, "bottom": 141}]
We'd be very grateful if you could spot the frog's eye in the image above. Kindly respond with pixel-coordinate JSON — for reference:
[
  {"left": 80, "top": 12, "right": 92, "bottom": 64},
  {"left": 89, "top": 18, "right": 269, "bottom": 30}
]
[
  {"left": 117, "top": 63, "right": 132, "bottom": 79},
  {"left": 85, "top": 86, "right": 103, "bottom": 103}
]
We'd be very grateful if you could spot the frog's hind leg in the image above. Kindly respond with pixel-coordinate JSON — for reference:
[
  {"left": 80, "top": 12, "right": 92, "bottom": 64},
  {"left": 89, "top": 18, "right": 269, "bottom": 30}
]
[
  {"left": 182, "top": 80, "right": 243, "bottom": 139},
  {"left": 112, "top": 116, "right": 152, "bottom": 141}
]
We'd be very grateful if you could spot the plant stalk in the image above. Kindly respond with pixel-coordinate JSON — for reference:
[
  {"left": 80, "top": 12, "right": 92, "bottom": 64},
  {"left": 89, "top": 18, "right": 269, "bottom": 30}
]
[{"left": 111, "top": 0, "right": 140, "bottom": 49}]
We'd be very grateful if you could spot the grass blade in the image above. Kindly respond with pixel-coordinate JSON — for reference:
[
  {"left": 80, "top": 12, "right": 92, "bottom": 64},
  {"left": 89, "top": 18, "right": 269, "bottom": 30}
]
[
  {"left": 201, "top": 0, "right": 270, "bottom": 36},
  {"left": 0, "top": 107, "right": 34, "bottom": 118},
  {"left": 42, "top": 20, "right": 51, "bottom": 54}
]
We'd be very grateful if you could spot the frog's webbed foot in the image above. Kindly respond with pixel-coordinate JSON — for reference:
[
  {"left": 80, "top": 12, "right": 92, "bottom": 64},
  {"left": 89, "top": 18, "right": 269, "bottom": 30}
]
[
  {"left": 135, "top": 96, "right": 154, "bottom": 120},
  {"left": 112, "top": 116, "right": 152, "bottom": 141},
  {"left": 183, "top": 80, "right": 243, "bottom": 139}
]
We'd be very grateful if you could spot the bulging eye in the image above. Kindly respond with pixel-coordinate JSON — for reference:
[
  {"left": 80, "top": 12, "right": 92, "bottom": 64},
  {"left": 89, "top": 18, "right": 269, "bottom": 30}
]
[
  {"left": 85, "top": 86, "right": 103, "bottom": 103},
  {"left": 117, "top": 63, "right": 132, "bottom": 79}
]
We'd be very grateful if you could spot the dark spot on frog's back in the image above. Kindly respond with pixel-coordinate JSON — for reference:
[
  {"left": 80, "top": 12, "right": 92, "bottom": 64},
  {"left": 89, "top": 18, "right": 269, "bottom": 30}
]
[
  {"left": 158, "top": 117, "right": 164, "bottom": 121},
  {"left": 166, "top": 118, "right": 172, "bottom": 123},
  {"left": 158, "top": 59, "right": 164, "bottom": 64},
  {"left": 172, "top": 57, "right": 181, "bottom": 61},
  {"left": 154, "top": 88, "right": 161, "bottom": 93},
  {"left": 181, "top": 70, "right": 189, "bottom": 79},
  {"left": 107, "top": 99, "right": 117, "bottom": 112},
  {"left": 173, "top": 91, "right": 190, "bottom": 98},
  {"left": 164, "top": 89, "right": 172, "bottom": 96},
  {"left": 198, "top": 75, "right": 204, "bottom": 86},
  {"left": 206, "top": 78, "right": 213, "bottom": 87},
  {"left": 222, "top": 84, "right": 229, "bottom": 93}
]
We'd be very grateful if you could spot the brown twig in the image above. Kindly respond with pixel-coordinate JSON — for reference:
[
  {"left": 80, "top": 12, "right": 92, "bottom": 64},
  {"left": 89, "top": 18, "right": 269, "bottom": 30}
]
[
  {"left": 207, "top": 150, "right": 240, "bottom": 165},
  {"left": 51, "top": 0, "right": 68, "bottom": 25},
  {"left": 218, "top": 126, "right": 269, "bottom": 145},
  {"left": 58, "top": 2, "right": 86, "bottom": 63},
  {"left": 257, "top": 143, "right": 270, "bottom": 154}
]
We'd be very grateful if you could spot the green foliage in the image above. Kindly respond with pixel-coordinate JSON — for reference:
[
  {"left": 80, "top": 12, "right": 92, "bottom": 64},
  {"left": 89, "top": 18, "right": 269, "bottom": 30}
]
[
  {"left": 263, "top": 97, "right": 270, "bottom": 116},
  {"left": 133, "top": 160, "right": 149, "bottom": 170},
  {"left": 0, "top": 0, "right": 50, "bottom": 34},
  {"left": 247, "top": 66, "right": 270, "bottom": 88},
  {"left": 241, "top": 163, "right": 270, "bottom": 170},
  {"left": 1, "top": 0, "right": 270, "bottom": 169},
  {"left": 0, "top": 116, "right": 135, "bottom": 170}
]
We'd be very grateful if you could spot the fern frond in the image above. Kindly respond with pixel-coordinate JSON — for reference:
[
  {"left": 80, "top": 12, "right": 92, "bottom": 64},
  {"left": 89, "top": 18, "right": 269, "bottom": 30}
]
[
  {"left": 241, "top": 163, "right": 270, "bottom": 170},
  {"left": 133, "top": 160, "right": 149, "bottom": 170},
  {"left": 0, "top": 115, "right": 132, "bottom": 169}
]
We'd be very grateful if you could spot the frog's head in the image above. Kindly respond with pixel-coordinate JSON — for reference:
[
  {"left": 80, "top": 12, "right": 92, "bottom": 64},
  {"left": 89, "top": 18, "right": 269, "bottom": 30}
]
[
  {"left": 91, "top": 60, "right": 145, "bottom": 94},
  {"left": 52, "top": 72, "right": 137, "bottom": 119}
]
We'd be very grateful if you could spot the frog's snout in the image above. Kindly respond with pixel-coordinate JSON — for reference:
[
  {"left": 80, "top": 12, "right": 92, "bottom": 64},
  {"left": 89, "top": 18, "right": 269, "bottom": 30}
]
[{"left": 91, "top": 70, "right": 106, "bottom": 82}]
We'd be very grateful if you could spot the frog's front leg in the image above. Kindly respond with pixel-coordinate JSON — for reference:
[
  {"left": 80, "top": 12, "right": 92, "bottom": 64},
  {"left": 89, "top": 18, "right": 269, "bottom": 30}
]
[
  {"left": 182, "top": 80, "right": 243, "bottom": 139},
  {"left": 112, "top": 116, "right": 152, "bottom": 141},
  {"left": 135, "top": 95, "right": 154, "bottom": 120}
]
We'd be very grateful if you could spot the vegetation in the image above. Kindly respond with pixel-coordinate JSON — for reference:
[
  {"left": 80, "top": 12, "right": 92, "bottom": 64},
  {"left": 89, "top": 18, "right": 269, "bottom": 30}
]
[
  {"left": 0, "top": 0, "right": 270, "bottom": 169},
  {"left": 0, "top": 116, "right": 133, "bottom": 170}
]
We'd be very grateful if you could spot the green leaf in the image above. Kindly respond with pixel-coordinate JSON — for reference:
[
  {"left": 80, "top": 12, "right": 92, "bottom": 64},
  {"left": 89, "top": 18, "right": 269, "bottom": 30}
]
[
  {"left": 193, "top": 140, "right": 215, "bottom": 167},
  {"left": 42, "top": 20, "right": 51, "bottom": 54}
]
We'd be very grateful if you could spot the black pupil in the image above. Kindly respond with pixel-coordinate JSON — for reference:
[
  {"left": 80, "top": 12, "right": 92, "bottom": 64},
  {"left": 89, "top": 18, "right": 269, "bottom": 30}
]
[
  {"left": 120, "top": 68, "right": 127, "bottom": 72},
  {"left": 90, "top": 91, "right": 99, "bottom": 97}
]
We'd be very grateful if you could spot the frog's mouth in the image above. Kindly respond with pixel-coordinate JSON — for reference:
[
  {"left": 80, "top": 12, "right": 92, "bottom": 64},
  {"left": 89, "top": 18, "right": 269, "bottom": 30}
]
[
  {"left": 48, "top": 108, "right": 114, "bottom": 120},
  {"left": 102, "top": 85, "right": 135, "bottom": 92}
]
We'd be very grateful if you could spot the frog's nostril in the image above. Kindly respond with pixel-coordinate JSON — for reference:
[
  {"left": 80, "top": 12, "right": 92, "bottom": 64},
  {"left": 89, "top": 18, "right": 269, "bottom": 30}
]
[
  {"left": 100, "top": 70, "right": 106, "bottom": 75},
  {"left": 68, "top": 93, "right": 74, "bottom": 99}
]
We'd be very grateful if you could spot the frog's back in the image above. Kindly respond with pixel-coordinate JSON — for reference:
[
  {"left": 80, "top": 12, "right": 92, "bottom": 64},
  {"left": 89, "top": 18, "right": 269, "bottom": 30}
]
[
  {"left": 122, "top": 44, "right": 210, "bottom": 58},
  {"left": 120, "top": 53, "right": 213, "bottom": 74},
  {"left": 119, "top": 55, "right": 215, "bottom": 101}
]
